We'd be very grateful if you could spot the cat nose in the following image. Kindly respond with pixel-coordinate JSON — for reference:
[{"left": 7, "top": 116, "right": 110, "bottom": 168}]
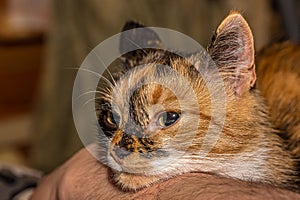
[{"left": 113, "top": 133, "right": 136, "bottom": 159}]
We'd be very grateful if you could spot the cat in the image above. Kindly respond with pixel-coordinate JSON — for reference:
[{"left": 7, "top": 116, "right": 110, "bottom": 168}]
[
  {"left": 256, "top": 42, "right": 300, "bottom": 160},
  {"left": 95, "top": 11, "right": 300, "bottom": 191}
]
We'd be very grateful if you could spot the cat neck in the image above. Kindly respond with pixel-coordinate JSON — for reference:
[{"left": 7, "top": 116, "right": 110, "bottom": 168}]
[{"left": 202, "top": 89, "right": 298, "bottom": 189}]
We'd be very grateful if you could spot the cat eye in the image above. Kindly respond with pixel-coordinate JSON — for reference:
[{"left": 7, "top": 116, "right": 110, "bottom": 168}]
[
  {"left": 105, "top": 111, "right": 120, "bottom": 127},
  {"left": 157, "top": 111, "right": 181, "bottom": 128}
]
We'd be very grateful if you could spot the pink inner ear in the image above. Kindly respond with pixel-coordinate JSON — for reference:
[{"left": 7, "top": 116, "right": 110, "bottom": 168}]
[
  {"left": 234, "top": 64, "right": 256, "bottom": 98},
  {"left": 234, "top": 32, "right": 256, "bottom": 97},
  {"left": 208, "top": 12, "right": 256, "bottom": 97},
  {"left": 235, "top": 28, "right": 256, "bottom": 97},
  {"left": 249, "top": 64, "right": 256, "bottom": 87}
]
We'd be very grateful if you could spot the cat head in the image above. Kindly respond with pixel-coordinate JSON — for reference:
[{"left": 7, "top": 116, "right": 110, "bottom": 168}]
[{"left": 96, "top": 12, "right": 257, "bottom": 177}]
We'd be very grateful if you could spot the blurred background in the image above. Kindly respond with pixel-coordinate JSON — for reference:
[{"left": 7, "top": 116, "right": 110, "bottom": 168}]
[{"left": 0, "top": 0, "right": 299, "bottom": 173}]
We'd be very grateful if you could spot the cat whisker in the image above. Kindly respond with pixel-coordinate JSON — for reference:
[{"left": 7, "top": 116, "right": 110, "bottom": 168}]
[
  {"left": 105, "top": 68, "right": 117, "bottom": 86},
  {"left": 97, "top": 84, "right": 114, "bottom": 94},
  {"left": 64, "top": 66, "right": 114, "bottom": 87},
  {"left": 181, "top": 153, "right": 262, "bottom": 159},
  {"left": 94, "top": 95, "right": 113, "bottom": 104},
  {"left": 89, "top": 49, "right": 118, "bottom": 87},
  {"left": 90, "top": 48, "right": 106, "bottom": 67},
  {"left": 75, "top": 90, "right": 112, "bottom": 100},
  {"left": 79, "top": 67, "right": 114, "bottom": 87},
  {"left": 97, "top": 84, "right": 112, "bottom": 91},
  {"left": 82, "top": 97, "right": 105, "bottom": 107},
  {"left": 96, "top": 90, "right": 113, "bottom": 98}
]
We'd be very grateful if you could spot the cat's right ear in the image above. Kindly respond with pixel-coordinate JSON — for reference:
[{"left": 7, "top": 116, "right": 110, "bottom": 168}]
[{"left": 119, "top": 21, "right": 162, "bottom": 57}]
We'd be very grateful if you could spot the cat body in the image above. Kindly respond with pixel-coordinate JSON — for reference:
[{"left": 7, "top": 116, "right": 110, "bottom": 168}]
[
  {"left": 96, "top": 12, "right": 300, "bottom": 191},
  {"left": 256, "top": 42, "right": 300, "bottom": 159}
]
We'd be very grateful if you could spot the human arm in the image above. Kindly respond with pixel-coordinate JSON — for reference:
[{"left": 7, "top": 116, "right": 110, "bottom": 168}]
[{"left": 30, "top": 146, "right": 300, "bottom": 200}]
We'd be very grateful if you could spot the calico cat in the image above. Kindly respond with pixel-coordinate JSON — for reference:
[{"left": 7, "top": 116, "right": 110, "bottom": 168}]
[{"left": 96, "top": 11, "right": 300, "bottom": 191}]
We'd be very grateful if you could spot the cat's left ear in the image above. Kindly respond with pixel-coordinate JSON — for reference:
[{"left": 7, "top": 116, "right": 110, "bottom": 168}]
[
  {"left": 207, "top": 12, "right": 256, "bottom": 97},
  {"left": 119, "top": 21, "right": 162, "bottom": 55}
]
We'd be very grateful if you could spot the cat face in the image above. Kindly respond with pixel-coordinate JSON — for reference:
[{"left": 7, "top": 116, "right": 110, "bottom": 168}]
[
  {"left": 97, "top": 53, "right": 210, "bottom": 174},
  {"left": 96, "top": 12, "right": 256, "bottom": 177}
]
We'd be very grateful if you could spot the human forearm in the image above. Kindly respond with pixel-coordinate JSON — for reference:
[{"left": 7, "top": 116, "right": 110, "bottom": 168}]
[{"left": 31, "top": 147, "right": 300, "bottom": 200}]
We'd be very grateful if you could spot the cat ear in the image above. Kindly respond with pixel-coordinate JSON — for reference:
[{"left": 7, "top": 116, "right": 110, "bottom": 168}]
[
  {"left": 207, "top": 12, "right": 256, "bottom": 97},
  {"left": 119, "top": 21, "right": 162, "bottom": 55}
]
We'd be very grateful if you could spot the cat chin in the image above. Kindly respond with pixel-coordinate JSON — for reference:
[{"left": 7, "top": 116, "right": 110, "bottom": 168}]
[
  {"left": 111, "top": 163, "right": 190, "bottom": 191},
  {"left": 112, "top": 171, "right": 164, "bottom": 191}
]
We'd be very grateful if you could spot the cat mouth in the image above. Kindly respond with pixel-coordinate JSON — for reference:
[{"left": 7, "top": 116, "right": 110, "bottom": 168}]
[
  {"left": 110, "top": 148, "right": 127, "bottom": 166},
  {"left": 109, "top": 150, "right": 155, "bottom": 174}
]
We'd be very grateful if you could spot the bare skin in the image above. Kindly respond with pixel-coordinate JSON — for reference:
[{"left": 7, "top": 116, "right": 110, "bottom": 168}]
[{"left": 30, "top": 147, "right": 300, "bottom": 200}]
